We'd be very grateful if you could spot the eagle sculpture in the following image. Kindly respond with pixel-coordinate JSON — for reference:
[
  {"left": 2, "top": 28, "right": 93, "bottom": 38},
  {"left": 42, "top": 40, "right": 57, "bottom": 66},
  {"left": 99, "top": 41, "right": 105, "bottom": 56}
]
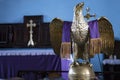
[{"left": 49, "top": 2, "right": 114, "bottom": 60}]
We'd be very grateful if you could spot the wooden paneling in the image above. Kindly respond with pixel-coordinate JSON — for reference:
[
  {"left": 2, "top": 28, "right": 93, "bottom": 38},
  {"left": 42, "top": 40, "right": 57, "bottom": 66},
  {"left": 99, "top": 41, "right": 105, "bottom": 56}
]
[
  {"left": 0, "top": 24, "right": 9, "bottom": 47},
  {"left": 114, "top": 40, "right": 120, "bottom": 58},
  {"left": 13, "top": 23, "right": 28, "bottom": 47},
  {"left": 39, "top": 23, "right": 51, "bottom": 47},
  {"left": 0, "top": 15, "right": 51, "bottom": 48}
]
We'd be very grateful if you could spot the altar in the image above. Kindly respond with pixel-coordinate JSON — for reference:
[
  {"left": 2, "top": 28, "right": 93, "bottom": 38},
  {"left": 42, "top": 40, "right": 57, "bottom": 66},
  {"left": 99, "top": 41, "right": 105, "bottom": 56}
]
[
  {"left": 0, "top": 48, "right": 71, "bottom": 80},
  {"left": 103, "top": 59, "right": 120, "bottom": 80}
]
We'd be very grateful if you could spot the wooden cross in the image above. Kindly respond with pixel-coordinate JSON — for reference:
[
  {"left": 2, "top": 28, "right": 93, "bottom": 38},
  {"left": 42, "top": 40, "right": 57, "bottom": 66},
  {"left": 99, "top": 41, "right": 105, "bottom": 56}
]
[{"left": 27, "top": 19, "right": 36, "bottom": 46}]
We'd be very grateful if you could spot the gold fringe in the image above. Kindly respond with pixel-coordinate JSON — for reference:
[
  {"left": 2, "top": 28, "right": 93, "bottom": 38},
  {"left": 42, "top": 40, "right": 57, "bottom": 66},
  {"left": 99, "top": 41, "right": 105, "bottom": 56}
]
[
  {"left": 60, "top": 42, "right": 71, "bottom": 59},
  {"left": 89, "top": 38, "right": 101, "bottom": 57}
]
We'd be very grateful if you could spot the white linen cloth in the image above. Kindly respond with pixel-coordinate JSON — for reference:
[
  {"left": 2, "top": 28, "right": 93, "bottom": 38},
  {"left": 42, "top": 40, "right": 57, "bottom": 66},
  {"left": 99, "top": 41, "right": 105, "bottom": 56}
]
[
  {"left": 103, "top": 59, "right": 120, "bottom": 65},
  {"left": 0, "top": 48, "right": 55, "bottom": 56}
]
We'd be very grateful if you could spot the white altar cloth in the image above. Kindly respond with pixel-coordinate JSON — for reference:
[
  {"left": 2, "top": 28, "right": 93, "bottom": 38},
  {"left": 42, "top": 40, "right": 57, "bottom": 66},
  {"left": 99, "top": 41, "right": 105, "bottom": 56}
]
[
  {"left": 0, "top": 48, "right": 55, "bottom": 56},
  {"left": 103, "top": 59, "right": 120, "bottom": 65}
]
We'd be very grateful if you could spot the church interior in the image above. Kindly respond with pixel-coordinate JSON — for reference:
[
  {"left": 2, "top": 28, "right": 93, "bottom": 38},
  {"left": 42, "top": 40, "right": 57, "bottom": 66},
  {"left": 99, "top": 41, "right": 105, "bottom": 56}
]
[{"left": 0, "top": 0, "right": 120, "bottom": 80}]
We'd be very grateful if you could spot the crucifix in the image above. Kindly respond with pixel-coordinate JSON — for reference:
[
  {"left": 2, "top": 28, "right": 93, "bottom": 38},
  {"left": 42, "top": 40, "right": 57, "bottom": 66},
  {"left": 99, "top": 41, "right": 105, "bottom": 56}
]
[{"left": 27, "top": 19, "right": 36, "bottom": 46}]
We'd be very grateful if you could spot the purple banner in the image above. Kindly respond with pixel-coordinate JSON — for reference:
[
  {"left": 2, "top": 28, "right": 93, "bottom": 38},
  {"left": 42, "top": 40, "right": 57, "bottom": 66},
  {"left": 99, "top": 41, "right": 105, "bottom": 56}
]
[{"left": 88, "top": 20, "right": 100, "bottom": 39}]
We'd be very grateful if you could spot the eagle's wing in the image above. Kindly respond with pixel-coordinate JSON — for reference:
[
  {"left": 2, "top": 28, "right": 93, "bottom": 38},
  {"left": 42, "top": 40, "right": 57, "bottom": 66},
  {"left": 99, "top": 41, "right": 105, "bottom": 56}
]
[
  {"left": 49, "top": 18, "right": 63, "bottom": 56},
  {"left": 98, "top": 16, "right": 114, "bottom": 56}
]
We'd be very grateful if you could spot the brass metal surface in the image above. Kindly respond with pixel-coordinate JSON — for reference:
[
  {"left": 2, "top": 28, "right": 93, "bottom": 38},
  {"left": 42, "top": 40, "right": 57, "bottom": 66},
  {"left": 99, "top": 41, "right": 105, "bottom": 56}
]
[{"left": 68, "top": 61, "right": 95, "bottom": 80}]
